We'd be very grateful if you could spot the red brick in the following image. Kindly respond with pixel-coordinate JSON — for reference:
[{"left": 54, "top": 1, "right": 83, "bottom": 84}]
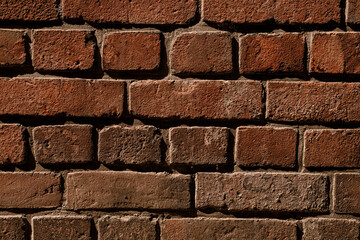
[
  {"left": 66, "top": 171, "right": 191, "bottom": 210},
  {"left": 103, "top": 31, "right": 161, "bottom": 71},
  {"left": 0, "top": 30, "right": 26, "bottom": 67},
  {"left": 130, "top": 80, "right": 263, "bottom": 120},
  {"left": 302, "top": 218, "right": 360, "bottom": 240},
  {"left": 347, "top": 0, "right": 360, "bottom": 24},
  {"left": 334, "top": 173, "right": 360, "bottom": 214},
  {"left": 0, "top": 216, "right": 26, "bottom": 240},
  {"left": 32, "top": 216, "right": 91, "bottom": 240},
  {"left": 33, "top": 125, "right": 93, "bottom": 165},
  {"left": 0, "top": 172, "right": 61, "bottom": 208},
  {"left": 169, "top": 127, "right": 229, "bottom": 166},
  {"left": 63, "top": 0, "right": 197, "bottom": 25},
  {"left": 161, "top": 218, "right": 297, "bottom": 240},
  {"left": 33, "top": 30, "right": 95, "bottom": 71},
  {"left": 240, "top": 33, "right": 305, "bottom": 74},
  {"left": 0, "top": 78, "right": 124, "bottom": 118},
  {"left": 266, "top": 81, "right": 360, "bottom": 123},
  {"left": 310, "top": 33, "right": 360, "bottom": 74},
  {"left": 0, "top": 124, "right": 26, "bottom": 166},
  {"left": 196, "top": 172, "right": 329, "bottom": 212},
  {"left": 203, "top": 0, "right": 341, "bottom": 25},
  {"left": 0, "top": 0, "right": 58, "bottom": 21},
  {"left": 171, "top": 32, "right": 233, "bottom": 74},
  {"left": 98, "top": 216, "right": 157, "bottom": 240},
  {"left": 235, "top": 127, "right": 297, "bottom": 169},
  {"left": 98, "top": 125, "right": 161, "bottom": 166}
]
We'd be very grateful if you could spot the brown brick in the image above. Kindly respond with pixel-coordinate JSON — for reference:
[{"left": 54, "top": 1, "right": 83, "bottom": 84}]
[
  {"left": 169, "top": 127, "right": 229, "bottom": 166},
  {"left": 0, "top": 216, "right": 26, "bottom": 240},
  {"left": 266, "top": 81, "right": 360, "bottom": 123},
  {"left": 33, "top": 30, "right": 95, "bottom": 71},
  {"left": 310, "top": 33, "right": 360, "bottom": 74},
  {"left": 235, "top": 127, "right": 297, "bottom": 169},
  {"left": 98, "top": 216, "right": 157, "bottom": 240},
  {"left": 240, "top": 33, "right": 305, "bottom": 74},
  {"left": 66, "top": 171, "right": 191, "bottom": 210},
  {"left": 161, "top": 218, "right": 297, "bottom": 240},
  {"left": 103, "top": 31, "right": 161, "bottom": 71},
  {"left": 171, "top": 32, "right": 233, "bottom": 74},
  {"left": 0, "top": 172, "right": 61, "bottom": 208},
  {"left": 0, "top": 78, "right": 124, "bottom": 118},
  {"left": 33, "top": 125, "right": 93, "bottom": 165},
  {"left": 347, "top": 0, "right": 360, "bottom": 24},
  {"left": 334, "top": 173, "right": 360, "bottom": 214},
  {"left": 0, "top": 124, "right": 26, "bottom": 166},
  {"left": 196, "top": 172, "right": 329, "bottom": 212},
  {"left": 63, "top": 0, "right": 197, "bottom": 25},
  {"left": 0, "top": 0, "right": 58, "bottom": 21},
  {"left": 0, "top": 30, "right": 26, "bottom": 67},
  {"left": 32, "top": 216, "right": 91, "bottom": 240},
  {"left": 98, "top": 125, "right": 161, "bottom": 166},
  {"left": 302, "top": 218, "right": 360, "bottom": 240},
  {"left": 130, "top": 80, "right": 263, "bottom": 120},
  {"left": 203, "top": 0, "right": 341, "bottom": 25}
]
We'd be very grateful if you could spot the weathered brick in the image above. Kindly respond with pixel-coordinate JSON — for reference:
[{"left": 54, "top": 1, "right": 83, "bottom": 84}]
[
  {"left": 103, "top": 31, "right": 161, "bottom": 71},
  {"left": 67, "top": 171, "right": 191, "bottom": 210},
  {"left": 130, "top": 80, "right": 263, "bottom": 120},
  {"left": 32, "top": 216, "right": 91, "bottom": 240},
  {"left": 63, "top": 0, "right": 197, "bottom": 25},
  {"left": 98, "top": 216, "right": 157, "bottom": 240},
  {"left": 33, "top": 125, "right": 93, "bottom": 165},
  {"left": 161, "top": 218, "right": 297, "bottom": 240},
  {"left": 347, "top": 0, "right": 360, "bottom": 24},
  {"left": 0, "top": 172, "right": 61, "bottom": 208},
  {"left": 302, "top": 218, "right": 360, "bottom": 240},
  {"left": 266, "top": 81, "right": 360, "bottom": 123},
  {"left": 0, "top": 124, "right": 26, "bottom": 166},
  {"left": 171, "top": 32, "right": 233, "bottom": 74},
  {"left": 310, "top": 33, "right": 360, "bottom": 74},
  {"left": 33, "top": 30, "right": 95, "bottom": 71},
  {"left": 0, "top": 78, "right": 124, "bottom": 118},
  {"left": 98, "top": 125, "right": 161, "bottom": 166},
  {"left": 196, "top": 172, "right": 329, "bottom": 212},
  {"left": 203, "top": 0, "right": 341, "bottom": 25},
  {"left": 235, "top": 127, "right": 297, "bottom": 169},
  {"left": 0, "top": 30, "right": 26, "bottom": 67},
  {"left": 0, "top": 216, "right": 26, "bottom": 240},
  {"left": 334, "top": 173, "right": 360, "bottom": 214},
  {"left": 169, "top": 127, "right": 229, "bottom": 166},
  {"left": 240, "top": 33, "right": 305, "bottom": 74}
]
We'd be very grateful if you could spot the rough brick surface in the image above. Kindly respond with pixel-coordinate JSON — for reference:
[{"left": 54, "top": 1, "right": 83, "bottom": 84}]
[
  {"left": 98, "top": 216, "right": 157, "bottom": 240},
  {"left": 0, "top": 30, "right": 26, "bottom": 67},
  {"left": 161, "top": 218, "right": 297, "bottom": 240},
  {"left": 0, "top": 216, "right": 26, "bottom": 240},
  {"left": 130, "top": 80, "right": 263, "bottom": 120},
  {"left": 67, "top": 171, "right": 191, "bottom": 210},
  {"left": 0, "top": 172, "right": 61, "bottom": 208},
  {"left": 240, "top": 33, "right": 305, "bottom": 74},
  {"left": 267, "top": 81, "right": 360, "bottom": 123},
  {"left": 203, "top": 0, "right": 341, "bottom": 24},
  {"left": 171, "top": 32, "right": 233, "bottom": 74},
  {"left": 0, "top": 124, "right": 26, "bottom": 166},
  {"left": 347, "top": 0, "right": 360, "bottom": 24},
  {"left": 334, "top": 173, "right": 360, "bottom": 214},
  {"left": 32, "top": 216, "right": 91, "bottom": 240},
  {"left": 33, "top": 30, "right": 95, "bottom": 71},
  {"left": 196, "top": 172, "right": 329, "bottom": 212},
  {"left": 0, "top": 78, "right": 124, "bottom": 118},
  {"left": 169, "top": 127, "right": 229, "bottom": 166},
  {"left": 98, "top": 125, "right": 162, "bottom": 166},
  {"left": 33, "top": 125, "right": 93, "bottom": 165},
  {"left": 235, "top": 127, "right": 298, "bottom": 169}
]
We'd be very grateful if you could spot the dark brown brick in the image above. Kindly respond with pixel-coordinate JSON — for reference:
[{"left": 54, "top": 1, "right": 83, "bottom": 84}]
[
  {"left": 266, "top": 81, "right": 360, "bottom": 123},
  {"left": 0, "top": 30, "right": 26, "bottom": 67},
  {"left": 0, "top": 124, "right": 26, "bottom": 166},
  {"left": 347, "top": 0, "right": 360, "bottom": 24},
  {"left": 235, "top": 127, "right": 298, "bottom": 169},
  {"left": 334, "top": 173, "right": 360, "bottom": 214},
  {"left": 196, "top": 172, "right": 329, "bottom": 212},
  {"left": 171, "top": 32, "right": 233, "bottom": 74},
  {"left": 67, "top": 171, "right": 191, "bottom": 210},
  {"left": 0, "top": 216, "right": 26, "bottom": 240},
  {"left": 130, "top": 80, "right": 263, "bottom": 120},
  {"left": 33, "top": 125, "right": 93, "bottom": 165},
  {"left": 98, "top": 125, "right": 161, "bottom": 166}
]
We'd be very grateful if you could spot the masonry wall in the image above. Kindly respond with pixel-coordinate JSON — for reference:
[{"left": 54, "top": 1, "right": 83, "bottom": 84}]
[{"left": 0, "top": 0, "right": 360, "bottom": 239}]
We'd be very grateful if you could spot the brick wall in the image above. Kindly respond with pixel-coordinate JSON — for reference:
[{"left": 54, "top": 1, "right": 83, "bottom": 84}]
[{"left": 0, "top": 0, "right": 360, "bottom": 239}]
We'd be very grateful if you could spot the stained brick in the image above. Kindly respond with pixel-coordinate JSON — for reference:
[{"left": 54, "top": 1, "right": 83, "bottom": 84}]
[
  {"left": 0, "top": 216, "right": 26, "bottom": 240},
  {"left": 0, "top": 124, "right": 26, "bottom": 166},
  {"left": 334, "top": 173, "right": 360, "bottom": 214},
  {"left": 0, "top": 30, "right": 26, "bottom": 67},
  {"left": 347, "top": 0, "right": 360, "bottom": 24}
]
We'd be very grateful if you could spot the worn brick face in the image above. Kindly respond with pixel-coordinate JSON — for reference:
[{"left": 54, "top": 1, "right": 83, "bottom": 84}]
[
  {"left": 334, "top": 173, "right": 360, "bottom": 214},
  {"left": 0, "top": 30, "right": 26, "bottom": 67},
  {"left": 0, "top": 216, "right": 26, "bottom": 240},
  {"left": 347, "top": 0, "right": 360, "bottom": 24},
  {"left": 0, "top": 124, "right": 26, "bottom": 166}
]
